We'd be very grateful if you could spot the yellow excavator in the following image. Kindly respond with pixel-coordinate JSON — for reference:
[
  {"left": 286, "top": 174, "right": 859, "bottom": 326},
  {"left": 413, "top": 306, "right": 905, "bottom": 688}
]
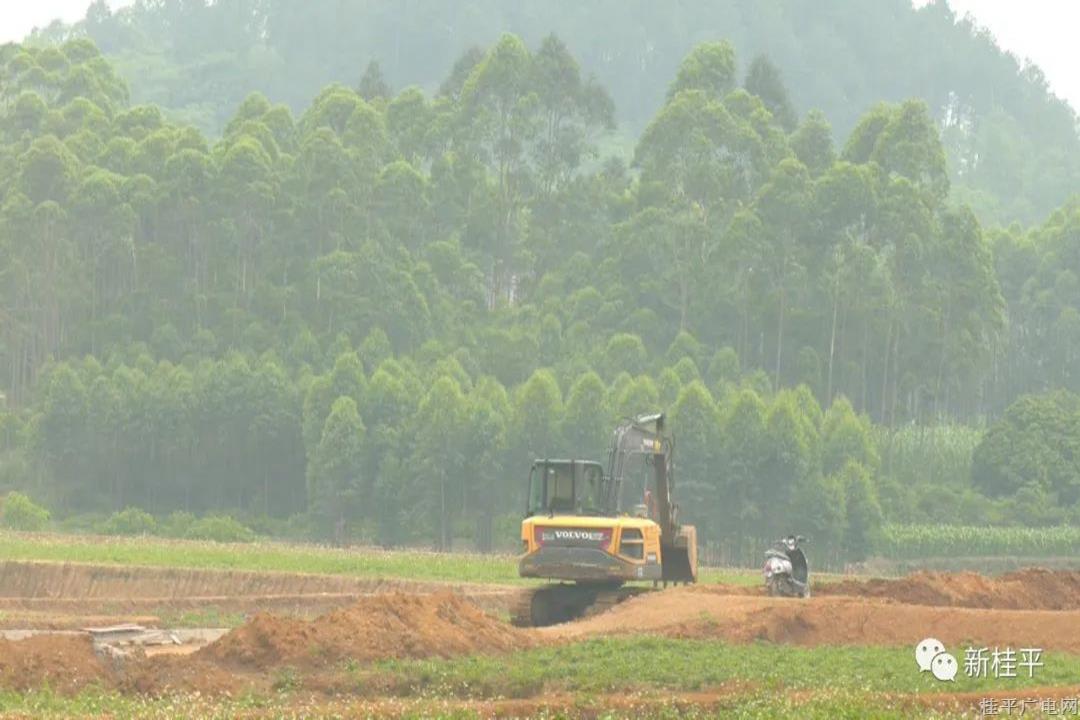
[{"left": 512, "top": 412, "right": 697, "bottom": 626}]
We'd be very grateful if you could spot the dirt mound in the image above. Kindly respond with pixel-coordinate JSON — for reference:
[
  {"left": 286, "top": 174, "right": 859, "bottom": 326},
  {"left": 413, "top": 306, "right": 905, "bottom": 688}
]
[
  {"left": 120, "top": 655, "right": 251, "bottom": 697},
  {"left": 200, "top": 591, "right": 532, "bottom": 671},
  {"left": 817, "top": 567, "right": 1080, "bottom": 610},
  {"left": 547, "top": 585, "right": 1080, "bottom": 652},
  {"left": 998, "top": 567, "right": 1080, "bottom": 605},
  {"left": 0, "top": 635, "right": 113, "bottom": 693}
]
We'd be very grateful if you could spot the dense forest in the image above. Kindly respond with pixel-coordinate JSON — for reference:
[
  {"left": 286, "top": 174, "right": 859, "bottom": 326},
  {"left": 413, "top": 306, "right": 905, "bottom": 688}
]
[
  {"left": 1, "top": 6, "right": 1079, "bottom": 562},
  {"left": 31, "top": 0, "right": 1080, "bottom": 226}
]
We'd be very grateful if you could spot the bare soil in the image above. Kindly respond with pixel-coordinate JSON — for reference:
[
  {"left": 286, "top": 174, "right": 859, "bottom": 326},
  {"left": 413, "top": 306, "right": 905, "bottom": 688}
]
[
  {"left": 546, "top": 584, "right": 1080, "bottom": 652},
  {"left": 0, "top": 559, "right": 513, "bottom": 629},
  {"left": 199, "top": 591, "right": 533, "bottom": 672},
  {"left": 0, "top": 634, "right": 113, "bottom": 693},
  {"left": 817, "top": 567, "right": 1080, "bottom": 610},
  {"left": 7, "top": 560, "right": 1080, "bottom": 707},
  {"left": 118, "top": 654, "right": 254, "bottom": 697}
]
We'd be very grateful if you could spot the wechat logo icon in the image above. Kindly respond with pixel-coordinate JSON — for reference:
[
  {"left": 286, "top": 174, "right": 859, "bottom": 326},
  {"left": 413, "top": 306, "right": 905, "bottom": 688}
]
[{"left": 916, "top": 637, "right": 958, "bottom": 682}]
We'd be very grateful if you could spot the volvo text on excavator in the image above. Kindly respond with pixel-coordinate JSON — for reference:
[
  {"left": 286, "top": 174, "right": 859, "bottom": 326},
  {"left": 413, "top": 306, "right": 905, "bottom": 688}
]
[{"left": 512, "top": 412, "right": 697, "bottom": 626}]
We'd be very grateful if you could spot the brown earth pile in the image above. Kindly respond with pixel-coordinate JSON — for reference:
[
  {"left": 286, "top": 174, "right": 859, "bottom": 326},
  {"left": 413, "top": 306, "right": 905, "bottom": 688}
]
[
  {"left": 11, "top": 566, "right": 1080, "bottom": 698},
  {"left": 817, "top": 567, "right": 1080, "bottom": 609},
  {"left": 120, "top": 655, "right": 250, "bottom": 697},
  {"left": 0, "top": 634, "right": 112, "bottom": 693},
  {"left": 547, "top": 585, "right": 1080, "bottom": 652},
  {"left": 0, "top": 592, "right": 531, "bottom": 695},
  {"left": 199, "top": 591, "right": 533, "bottom": 671}
]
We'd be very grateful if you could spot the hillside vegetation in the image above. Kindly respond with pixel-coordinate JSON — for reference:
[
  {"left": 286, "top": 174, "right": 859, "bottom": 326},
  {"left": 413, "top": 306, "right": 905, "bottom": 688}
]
[
  {"left": 0, "top": 25, "right": 1078, "bottom": 561},
  {"left": 31, "top": 0, "right": 1080, "bottom": 225}
]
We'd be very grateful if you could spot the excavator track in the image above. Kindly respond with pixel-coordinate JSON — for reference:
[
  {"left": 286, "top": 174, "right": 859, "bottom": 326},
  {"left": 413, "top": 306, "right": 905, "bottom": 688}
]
[
  {"left": 510, "top": 584, "right": 650, "bottom": 627},
  {"left": 583, "top": 585, "right": 650, "bottom": 618}
]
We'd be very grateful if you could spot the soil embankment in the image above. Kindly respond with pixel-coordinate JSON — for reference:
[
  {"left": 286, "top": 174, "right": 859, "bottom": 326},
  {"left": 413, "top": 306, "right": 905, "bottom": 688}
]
[{"left": 6, "top": 562, "right": 1080, "bottom": 698}]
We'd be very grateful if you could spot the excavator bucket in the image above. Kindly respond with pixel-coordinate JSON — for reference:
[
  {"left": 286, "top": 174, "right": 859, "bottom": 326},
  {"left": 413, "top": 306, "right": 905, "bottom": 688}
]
[
  {"left": 649, "top": 451, "right": 697, "bottom": 583},
  {"left": 661, "top": 525, "right": 697, "bottom": 583}
]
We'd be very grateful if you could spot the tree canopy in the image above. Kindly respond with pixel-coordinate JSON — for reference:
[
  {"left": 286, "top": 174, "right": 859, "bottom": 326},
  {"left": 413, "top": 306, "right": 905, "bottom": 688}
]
[
  {"left": 0, "top": 31, "right": 1077, "bottom": 560},
  {"left": 32, "top": 0, "right": 1080, "bottom": 225}
]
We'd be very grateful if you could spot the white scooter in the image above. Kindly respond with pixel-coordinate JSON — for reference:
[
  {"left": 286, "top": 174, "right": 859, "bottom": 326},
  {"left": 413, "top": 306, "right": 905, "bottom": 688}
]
[{"left": 763, "top": 535, "right": 810, "bottom": 598}]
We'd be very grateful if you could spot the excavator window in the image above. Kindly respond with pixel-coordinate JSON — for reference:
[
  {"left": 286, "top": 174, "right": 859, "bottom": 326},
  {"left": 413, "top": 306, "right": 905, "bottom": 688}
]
[
  {"left": 525, "top": 462, "right": 575, "bottom": 515},
  {"left": 545, "top": 465, "right": 575, "bottom": 512},
  {"left": 577, "top": 464, "right": 604, "bottom": 515},
  {"left": 525, "top": 460, "right": 606, "bottom": 516},
  {"left": 526, "top": 465, "right": 544, "bottom": 517}
]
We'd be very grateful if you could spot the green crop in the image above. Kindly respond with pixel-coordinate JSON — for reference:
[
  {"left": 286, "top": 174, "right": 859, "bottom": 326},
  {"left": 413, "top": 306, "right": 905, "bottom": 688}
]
[{"left": 880, "top": 523, "right": 1080, "bottom": 559}]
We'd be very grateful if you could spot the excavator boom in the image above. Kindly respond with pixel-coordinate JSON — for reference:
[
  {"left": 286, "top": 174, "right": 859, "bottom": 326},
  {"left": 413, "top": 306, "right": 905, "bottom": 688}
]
[{"left": 606, "top": 413, "right": 696, "bottom": 584}]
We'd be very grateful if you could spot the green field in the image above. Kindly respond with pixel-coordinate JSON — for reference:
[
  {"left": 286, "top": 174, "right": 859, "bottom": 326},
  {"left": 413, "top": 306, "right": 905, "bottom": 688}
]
[
  {"left": 0, "top": 690, "right": 971, "bottom": 719},
  {"left": 360, "top": 636, "right": 1080, "bottom": 698},
  {"left": 880, "top": 523, "right": 1080, "bottom": 559},
  {"left": 2, "top": 636, "right": 1070, "bottom": 718},
  {"left": 0, "top": 530, "right": 762, "bottom": 586},
  {"left": 0, "top": 530, "right": 1054, "bottom": 718}
]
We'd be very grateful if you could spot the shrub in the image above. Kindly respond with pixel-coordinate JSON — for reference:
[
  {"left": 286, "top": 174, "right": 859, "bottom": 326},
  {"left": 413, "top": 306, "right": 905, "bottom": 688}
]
[
  {"left": 278, "top": 512, "right": 322, "bottom": 541},
  {"left": 972, "top": 391, "right": 1080, "bottom": 501},
  {"left": 98, "top": 507, "right": 158, "bottom": 536},
  {"left": 161, "top": 511, "right": 196, "bottom": 538},
  {"left": 0, "top": 492, "right": 50, "bottom": 531},
  {"left": 243, "top": 514, "right": 289, "bottom": 537},
  {"left": 56, "top": 512, "right": 108, "bottom": 533},
  {"left": 185, "top": 515, "right": 255, "bottom": 543}
]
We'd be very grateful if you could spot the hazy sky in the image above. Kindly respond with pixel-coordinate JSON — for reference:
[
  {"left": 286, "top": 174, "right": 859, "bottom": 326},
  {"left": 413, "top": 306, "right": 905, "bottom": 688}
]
[
  {"left": 913, "top": 0, "right": 1080, "bottom": 112},
  {"left": 2, "top": 0, "right": 1078, "bottom": 112}
]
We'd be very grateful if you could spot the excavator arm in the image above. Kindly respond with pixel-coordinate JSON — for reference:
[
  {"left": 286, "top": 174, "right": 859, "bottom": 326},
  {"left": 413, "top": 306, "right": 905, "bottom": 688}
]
[
  {"left": 606, "top": 413, "right": 696, "bottom": 583},
  {"left": 606, "top": 413, "right": 674, "bottom": 530}
]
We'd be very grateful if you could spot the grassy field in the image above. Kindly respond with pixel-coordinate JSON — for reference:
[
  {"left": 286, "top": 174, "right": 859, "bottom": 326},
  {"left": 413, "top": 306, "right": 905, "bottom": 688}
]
[
  {"left": 0, "top": 689, "right": 973, "bottom": 719},
  {"left": 359, "top": 636, "right": 1080, "bottom": 698},
  {"left": 0, "top": 689, "right": 974, "bottom": 719},
  {"left": 0, "top": 530, "right": 763, "bottom": 586},
  {"left": 2, "top": 635, "right": 1070, "bottom": 718},
  {"left": 152, "top": 607, "right": 249, "bottom": 629},
  {"left": 0, "top": 527, "right": 1061, "bottom": 718}
]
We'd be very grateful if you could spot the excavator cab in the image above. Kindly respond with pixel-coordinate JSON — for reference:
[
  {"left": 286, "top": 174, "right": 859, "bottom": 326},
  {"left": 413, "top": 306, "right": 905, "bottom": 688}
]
[{"left": 526, "top": 460, "right": 608, "bottom": 517}]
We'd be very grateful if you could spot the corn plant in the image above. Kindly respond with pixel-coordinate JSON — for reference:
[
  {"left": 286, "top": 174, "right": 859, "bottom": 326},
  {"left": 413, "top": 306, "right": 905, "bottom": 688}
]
[
  {"left": 881, "top": 523, "right": 1080, "bottom": 559},
  {"left": 875, "top": 424, "right": 982, "bottom": 489}
]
